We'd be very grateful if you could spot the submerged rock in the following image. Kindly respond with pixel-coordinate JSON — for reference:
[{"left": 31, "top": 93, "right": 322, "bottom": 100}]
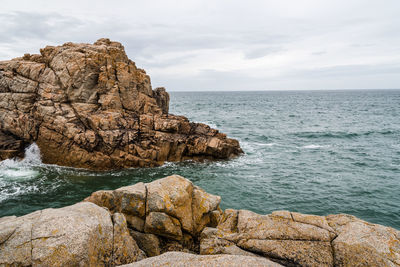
[
  {"left": 1, "top": 175, "right": 399, "bottom": 266},
  {"left": 0, "top": 38, "right": 242, "bottom": 170}
]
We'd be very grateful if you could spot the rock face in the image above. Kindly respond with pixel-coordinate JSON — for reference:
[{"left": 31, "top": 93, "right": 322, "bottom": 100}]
[
  {"left": 201, "top": 210, "right": 400, "bottom": 266},
  {"left": 1, "top": 175, "right": 399, "bottom": 267},
  {"left": 84, "top": 175, "right": 222, "bottom": 256},
  {"left": 0, "top": 38, "right": 242, "bottom": 170},
  {"left": 0, "top": 131, "right": 24, "bottom": 160},
  {"left": 0, "top": 202, "right": 145, "bottom": 266}
]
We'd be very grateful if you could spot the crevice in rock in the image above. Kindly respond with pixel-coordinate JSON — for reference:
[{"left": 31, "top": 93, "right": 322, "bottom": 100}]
[
  {"left": 30, "top": 210, "right": 42, "bottom": 265},
  {"left": 330, "top": 234, "right": 338, "bottom": 267},
  {"left": 144, "top": 184, "right": 148, "bottom": 217},
  {"left": 289, "top": 212, "right": 337, "bottom": 235},
  {"left": 233, "top": 245, "right": 300, "bottom": 267},
  {"left": 31, "top": 234, "right": 66, "bottom": 241},
  {"left": 111, "top": 213, "right": 115, "bottom": 267},
  {"left": 0, "top": 228, "right": 16, "bottom": 246}
]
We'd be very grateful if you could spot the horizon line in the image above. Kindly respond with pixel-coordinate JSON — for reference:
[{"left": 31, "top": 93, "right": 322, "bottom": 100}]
[{"left": 167, "top": 88, "right": 400, "bottom": 92}]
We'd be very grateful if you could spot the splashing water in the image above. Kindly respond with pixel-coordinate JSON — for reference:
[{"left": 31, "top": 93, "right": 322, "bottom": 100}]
[
  {"left": 0, "top": 143, "right": 42, "bottom": 170},
  {"left": 0, "top": 144, "right": 43, "bottom": 201}
]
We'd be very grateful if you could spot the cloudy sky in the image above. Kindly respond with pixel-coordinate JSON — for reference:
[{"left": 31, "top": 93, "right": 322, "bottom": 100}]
[{"left": 1, "top": 0, "right": 400, "bottom": 91}]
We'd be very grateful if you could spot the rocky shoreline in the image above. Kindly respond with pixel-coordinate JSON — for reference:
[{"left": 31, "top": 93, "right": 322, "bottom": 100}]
[
  {"left": 1, "top": 175, "right": 399, "bottom": 266},
  {"left": 0, "top": 39, "right": 242, "bottom": 170}
]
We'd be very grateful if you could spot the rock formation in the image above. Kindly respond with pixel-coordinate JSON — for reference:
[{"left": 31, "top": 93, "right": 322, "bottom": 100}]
[
  {"left": 0, "top": 39, "right": 242, "bottom": 170},
  {"left": 0, "top": 202, "right": 145, "bottom": 266},
  {"left": 1, "top": 175, "right": 399, "bottom": 266}
]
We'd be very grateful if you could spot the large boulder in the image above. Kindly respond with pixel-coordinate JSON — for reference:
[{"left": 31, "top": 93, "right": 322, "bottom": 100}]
[
  {"left": 85, "top": 175, "right": 222, "bottom": 256},
  {"left": 0, "top": 38, "right": 242, "bottom": 170},
  {"left": 0, "top": 202, "right": 145, "bottom": 266},
  {"left": 327, "top": 214, "right": 400, "bottom": 267},
  {"left": 201, "top": 209, "right": 400, "bottom": 267}
]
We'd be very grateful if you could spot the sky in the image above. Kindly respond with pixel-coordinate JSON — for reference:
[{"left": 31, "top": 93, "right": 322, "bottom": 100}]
[{"left": 1, "top": 0, "right": 400, "bottom": 91}]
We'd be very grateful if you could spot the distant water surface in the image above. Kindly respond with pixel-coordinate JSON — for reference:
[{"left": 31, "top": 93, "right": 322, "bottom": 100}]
[{"left": 0, "top": 90, "right": 399, "bottom": 229}]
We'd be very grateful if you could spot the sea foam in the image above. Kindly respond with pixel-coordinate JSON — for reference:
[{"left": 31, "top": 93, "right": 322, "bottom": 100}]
[{"left": 0, "top": 143, "right": 42, "bottom": 179}]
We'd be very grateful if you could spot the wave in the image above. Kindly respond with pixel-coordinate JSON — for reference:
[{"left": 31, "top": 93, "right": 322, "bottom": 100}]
[
  {"left": 301, "top": 144, "right": 330, "bottom": 149},
  {"left": 0, "top": 143, "right": 42, "bottom": 169},
  {"left": 293, "top": 129, "right": 398, "bottom": 139}
]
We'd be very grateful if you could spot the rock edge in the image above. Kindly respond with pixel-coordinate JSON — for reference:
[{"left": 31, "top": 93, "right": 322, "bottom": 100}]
[{"left": 1, "top": 175, "right": 399, "bottom": 267}]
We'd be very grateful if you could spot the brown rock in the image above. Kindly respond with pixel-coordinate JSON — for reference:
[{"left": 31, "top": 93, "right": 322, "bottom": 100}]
[
  {"left": 0, "top": 211, "right": 39, "bottom": 266},
  {"left": 129, "top": 230, "right": 161, "bottom": 257},
  {"left": 217, "top": 209, "right": 239, "bottom": 233},
  {"left": 0, "top": 131, "right": 24, "bottom": 160},
  {"left": 146, "top": 175, "right": 194, "bottom": 233},
  {"left": 327, "top": 214, "right": 400, "bottom": 267},
  {"left": 125, "top": 214, "right": 145, "bottom": 232},
  {"left": 112, "top": 213, "right": 146, "bottom": 265},
  {"left": 192, "top": 186, "right": 221, "bottom": 234},
  {"left": 200, "top": 227, "right": 259, "bottom": 257},
  {"left": 0, "top": 203, "right": 114, "bottom": 266},
  {"left": 0, "top": 39, "right": 242, "bottom": 170},
  {"left": 114, "top": 182, "right": 147, "bottom": 217},
  {"left": 144, "top": 212, "right": 183, "bottom": 241}
]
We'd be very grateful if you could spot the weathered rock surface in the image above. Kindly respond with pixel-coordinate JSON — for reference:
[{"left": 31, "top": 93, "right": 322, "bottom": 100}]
[
  {"left": 121, "top": 251, "right": 283, "bottom": 267},
  {"left": 0, "top": 202, "right": 145, "bottom": 266},
  {"left": 201, "top": 209, "right": 400, "bottom": 266},
  {"left": 0, "top": 38, "right": 242, "bottom": 170},
  {"left": 85, "top": 175, "right": 221, "bottom": 256},
  {"left": 0, "top": 131, "right": 24, "bottom": 160},
  {"left": 1, "top": 175, "right": 399, "bottom": 267}
]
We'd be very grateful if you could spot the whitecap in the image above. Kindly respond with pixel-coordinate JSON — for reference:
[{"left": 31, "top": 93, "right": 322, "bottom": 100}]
[
  {"left": 301, "top": 144, "right": 330, "bottom": 149},
  {"left": 256, "top": 143, "right": 276, "bottom": 147}
]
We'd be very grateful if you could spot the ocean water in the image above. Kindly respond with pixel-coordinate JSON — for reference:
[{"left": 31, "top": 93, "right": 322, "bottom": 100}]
[{"left": 0, "top": 90, "right": 399, "bottom": 229}]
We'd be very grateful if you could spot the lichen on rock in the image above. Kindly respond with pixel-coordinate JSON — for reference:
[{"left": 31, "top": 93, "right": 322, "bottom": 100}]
[
  {"left": 0, "top": 38, "right": 242, "bottom": 170},
  {"left": 2, "top": 175, "right": 399, "bottom": 267}
]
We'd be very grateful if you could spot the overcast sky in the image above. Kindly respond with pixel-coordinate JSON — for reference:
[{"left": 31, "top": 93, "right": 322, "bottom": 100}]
[{"left": 1, "top": 0, "right": 400, "bottom": 91}]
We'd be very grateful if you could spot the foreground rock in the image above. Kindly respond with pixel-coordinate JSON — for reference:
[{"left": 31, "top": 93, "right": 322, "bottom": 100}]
[
  {"left": 0, "top": 202, "right": 144, "bottom": 266},
  {"left": 121, "top": 251, "right": 282, "bottom": 267},
  {"left": 84, "top": 175, "right": 221, "bottom": 256},
  {"left": 0, "top": 38, "right": 242, "bottom": 170},
  {"left": 1, "top": 175, "right": 399, "bottom": 266}
]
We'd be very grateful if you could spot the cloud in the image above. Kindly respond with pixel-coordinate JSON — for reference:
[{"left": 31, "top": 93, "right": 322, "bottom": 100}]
[{"left": 1, "top": 0, "right": 400, "bottom": 90}]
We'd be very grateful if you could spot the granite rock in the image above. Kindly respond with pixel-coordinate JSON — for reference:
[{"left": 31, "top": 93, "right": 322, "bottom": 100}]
[
  {"left": 0, "top": 39, "right": 242, "bottom": 170},
  {"left": 0, "top": 202, "right": 145, "bottom": 266},
  {"left": 120, "top": 251, "right": 283, "bottom": 267}
]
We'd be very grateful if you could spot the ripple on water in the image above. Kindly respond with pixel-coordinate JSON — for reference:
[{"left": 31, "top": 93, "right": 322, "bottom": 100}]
[{"left": 1, "top": 90, "right": 400, "bottom": 230}]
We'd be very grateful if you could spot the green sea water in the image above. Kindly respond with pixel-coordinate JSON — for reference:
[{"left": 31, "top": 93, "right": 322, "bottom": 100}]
[{"left": 1, "top": 90, "right": 399, "bottom": 229}]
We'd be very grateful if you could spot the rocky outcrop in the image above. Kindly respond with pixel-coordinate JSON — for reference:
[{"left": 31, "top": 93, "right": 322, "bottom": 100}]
[
  {"left": 0, "top": 39, "right": 242, "bottom": 170},
  {"left": 1, "top": 175, "right": 399, "bottom": 266},
  {"left": 200, "top": 210, "right": 400, "bottom": 266},
  {"left": 84, "top": 175, "right": 221, "bottom": 256}
]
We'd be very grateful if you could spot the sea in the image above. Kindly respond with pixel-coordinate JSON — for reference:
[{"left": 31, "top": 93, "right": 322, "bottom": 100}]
[{"left": 1, "top": 90, "right": 399, "bottom": 229}]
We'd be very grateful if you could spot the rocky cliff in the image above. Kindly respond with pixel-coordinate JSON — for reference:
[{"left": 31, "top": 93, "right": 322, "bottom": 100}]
[
  {"left": 0, "top": 39, "right": 242, "bottom": 170},
  {"left": 1, "top": 175, "right": 399, "bottom": 266}
]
